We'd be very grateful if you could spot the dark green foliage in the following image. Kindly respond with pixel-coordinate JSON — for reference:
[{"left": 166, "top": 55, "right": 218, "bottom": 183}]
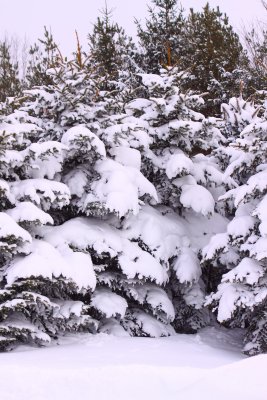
[
  {"left": 88, "top": 6, "right": 137, "bottom": 88},
  {"left": 180, "top": 3, "right": 246, "bottom": 115},
  {"left": 136, "top": 0, "right": 185, "bottom": 73}
]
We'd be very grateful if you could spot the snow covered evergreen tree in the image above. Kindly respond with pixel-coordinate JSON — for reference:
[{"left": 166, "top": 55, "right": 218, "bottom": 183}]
[
  {"left": 110, "top": 67, "right": 230, "bottom": 333},
  {"left": 203, "top": 100, "right": 267, "bottom": 355},
  {"left": 0, "top": 53, "right": 200, "bottom": 349}
]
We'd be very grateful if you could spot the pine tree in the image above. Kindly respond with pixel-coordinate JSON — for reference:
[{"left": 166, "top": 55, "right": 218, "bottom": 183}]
[
  {"left": 25, "top": 27, "right": 60, "bottom": 88},
  {"left": 136, "top": 0, "right": 185, "bottom": 73},
  {"left": 181, "top": 3, "right": 246, "bottom": 115},
  {"left": 0, "top": 40, "right": 21, "bottom": 103}
]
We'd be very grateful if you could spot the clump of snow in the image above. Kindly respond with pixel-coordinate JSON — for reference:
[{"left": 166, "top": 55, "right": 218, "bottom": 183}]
[
  {"left": 227, "top": 216, "right": 255, "bottom": 239},
  {"left": 84, "top": 159, "right": 158, "bottom": 217},
  {"left": 24, "top": 141, "right": 67, "bottom": 179},
  {"left": 6, "top": 240, "right": 96, "bottom": 291},
  {"left": 202, "top": 233, "right": 229, "bottom": 261},
  {"left": 99, "top": 318, "right": 130, "bottom": 337},
  {"left": 131, "top": 284, "right": 175, "bottom": 321},
  {"left": 165, "top": 153, "right": 193, "bottom": 179},
  {"left": 180, "top": 184, "right": 215, "bottom": 216},
  {"left": 110, "top": 146, "right": 141, "bottom": 169},
  {"left": 222, "top": 258, "right": 264, "bottom": 285},
  {"left": 6, "top": 202, "right": 54, "bottom": 226},
  {"left": 174, "top": 247, "right": 201, "bottom": 284},
  {"left": 10, "top": 179, "right": 70, "bottom": 210},
  {"left": 118, "top": 240, "right": 168, "bottom": 284},
  {"left": 123, "top": 310, "right": 175, "bottom": 338},
  {"left": 61, "top": 125, "right": 106, "bottom": 159},
  {"left": 120, "top": 205, "right": 189, "bottom": 262},
  {"left": 44, "top": 217, "right": 168, "bottom": 285},
  {"left": 91, "top": 289, "right": 128, "bottom": 318},
  {"left": 0, "top": 212, "right": 32, "bottom": 254}
]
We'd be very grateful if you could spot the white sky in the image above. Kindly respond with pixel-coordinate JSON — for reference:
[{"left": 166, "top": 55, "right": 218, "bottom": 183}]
[{"left": 0, "top": 0, "right": 265, "bottom": 55}]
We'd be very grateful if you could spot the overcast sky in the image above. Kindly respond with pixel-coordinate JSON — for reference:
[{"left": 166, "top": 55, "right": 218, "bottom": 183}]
[{"left": 0, "top": 0, "right": 265, "bottom": 55}]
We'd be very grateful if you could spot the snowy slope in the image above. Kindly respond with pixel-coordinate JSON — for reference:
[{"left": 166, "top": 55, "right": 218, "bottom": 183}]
[{"left": 0, "top": 328, "right": 265, "bottom": 400}]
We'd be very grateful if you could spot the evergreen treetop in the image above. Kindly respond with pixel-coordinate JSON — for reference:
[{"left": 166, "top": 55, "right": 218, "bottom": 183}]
[
  {"left": 0, "top": 40, "right": 21, "bottom": 103},
  {"left": 136, "top": 0, "right": 185, "bottom": 73}
]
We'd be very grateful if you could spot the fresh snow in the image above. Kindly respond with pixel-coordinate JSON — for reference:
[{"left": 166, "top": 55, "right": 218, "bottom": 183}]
[
  {"left": 6, "top": 239, "right": 96, "bottom": 291},
  {"left": 0, "top": 327, "right": 266, "bottom": 400},
  {"left": 180, "top": 184, "right": 215, "bottom": 216}
]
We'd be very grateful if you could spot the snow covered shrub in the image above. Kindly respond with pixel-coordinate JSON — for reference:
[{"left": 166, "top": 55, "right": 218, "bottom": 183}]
[{"left": 203, "top": 110, "right": 267, "bottom": 355}]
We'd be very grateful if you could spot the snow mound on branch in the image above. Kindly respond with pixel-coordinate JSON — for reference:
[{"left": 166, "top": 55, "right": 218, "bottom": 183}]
[
  {"left": 0, "top": 121, "right": 41, "bottom": 146},
  {"left": 0, "top": 212, "right": 32, "bottom": 251},
  {"left": 61, "top": 125, "right": 106, "bottom": 158},
  {"left": 118, "top": 240, "right": 168, "bottom": 284},
  {"left": 0, "top": 179, "right": 14, "bottom": 203},
  {"left": 55, "top": 300, "right": 84, "bottom": 318},
  {"left": 202, "top": 233, "right": 229, "bottom": 261},
  {"left": 125, "top": 98, "right": 152, "bottom": 114},
  {"left": 250, "top": 237, "right": 267, "bottom": 261},
  {"left": 44, "top": 217, "right": 168, "bottom": 285},
  {"left": 24, "top": 141, "right": 67, "bottom": 179},
  {"left": 123, "top": 310, "right": 175, "bottom": 337},
  {"left": 6, "top": 202, "right": 54, "bottom": 226},
  {"left": 99, "top": 318, "right": 130, "bottom": 337},
  {"left": 6, "top": 240, "right": 96, "bottom": 291},
  {"left": 44, "top": 218, "right": 122, "bottom": 258},
  {"left": 180, "top": 184, "right": 215, "bottom": 216},
  {"left": 120, "top": 205, "right": 189, "bottom": 262},
  {"left": 227, "top": 216, "right": 255, "bottom": 239},
  {"left": 183, "top": 283, "right": 205, "bottom": 308},
  {"left": 110, "top": 146, "right": 141, "bottom": 169},
  {"left": 211, "top": 283, "right": 253, "bottom": 322},
  {"left": 91, "top": 289, "right": 128, "bottom": 318},
  {"left": 84, "top": 159, "right": 158, "bottom": 217},
  {"left": 10, "top": 179, "right": 70, "bottom": 210},
  {"left": 253, "top": 194, "right": 267, "bottom": 236},
  {"left": 222, "top": 258, "right": 264, "bottom": 285},
  {"left": 186, "top": 212, "right": 228, "bottom": 251},
  {"left": 131, "top": 284, "right": 175, "bottom": 321},
  {"left": 63, "top": 169, "right": 88, "bottom": 198},
  {"left": 0, "top": 315, "right": 51, "bottom": 344},
  {"left": 234, "top": 169, "right": 267, "bottom": 206},
  {"left": 166, "top": 153, "right": 193, "bottom": 179},
  {"left": 103, "top": 120, "right": 152, "bottom": 150},
  {"left": 174, "top": 247, "right": 201, "bottom": 284},
  {"left": 141, "top": 74, "right": 165, "bottom": 89}
]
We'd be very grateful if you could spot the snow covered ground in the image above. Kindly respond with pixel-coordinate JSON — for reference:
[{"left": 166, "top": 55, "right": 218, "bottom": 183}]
[{"left": 0, "top": 327, "right": 266, "bottom": 400}]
